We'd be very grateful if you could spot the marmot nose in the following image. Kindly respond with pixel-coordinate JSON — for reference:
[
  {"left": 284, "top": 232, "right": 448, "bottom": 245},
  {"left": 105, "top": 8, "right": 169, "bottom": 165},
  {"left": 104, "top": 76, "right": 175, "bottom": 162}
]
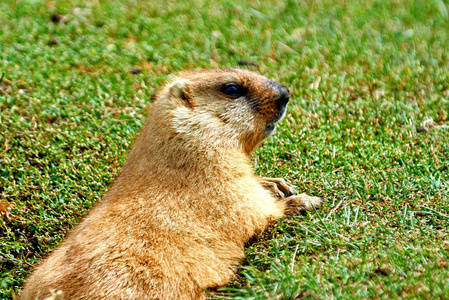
[
  {"left": 266, "top": 80, "right": 290, "bottom": 106},
  {"left": 278, "top": 85, "right": 290, "bottom": 106}
]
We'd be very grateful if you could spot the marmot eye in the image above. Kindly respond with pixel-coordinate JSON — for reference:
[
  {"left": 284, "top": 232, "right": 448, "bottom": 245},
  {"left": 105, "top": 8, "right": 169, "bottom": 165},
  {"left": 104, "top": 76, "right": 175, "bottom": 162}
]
[{"left": 222, "top": 84, "right": 245, "bottom": 98}]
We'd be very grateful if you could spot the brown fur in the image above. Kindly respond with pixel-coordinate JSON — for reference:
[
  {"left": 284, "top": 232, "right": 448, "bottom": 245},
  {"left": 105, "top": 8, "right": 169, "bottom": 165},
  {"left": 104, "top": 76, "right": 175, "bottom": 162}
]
[{"left": 20, "top": 69, "right": 322, "bottom": 300}]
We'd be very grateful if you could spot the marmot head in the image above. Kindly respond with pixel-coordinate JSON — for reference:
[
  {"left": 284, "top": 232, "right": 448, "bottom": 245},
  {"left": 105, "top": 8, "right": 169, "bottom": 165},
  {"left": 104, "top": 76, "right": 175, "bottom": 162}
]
[{"left": 155, "top": 69, "right": 290, "bottom": 154}]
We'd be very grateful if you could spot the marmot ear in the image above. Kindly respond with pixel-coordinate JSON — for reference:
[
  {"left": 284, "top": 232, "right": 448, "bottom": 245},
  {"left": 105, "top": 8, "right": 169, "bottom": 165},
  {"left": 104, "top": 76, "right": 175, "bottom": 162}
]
[{"left": 168, "top": 79, "right": 195, "bottom": 108}]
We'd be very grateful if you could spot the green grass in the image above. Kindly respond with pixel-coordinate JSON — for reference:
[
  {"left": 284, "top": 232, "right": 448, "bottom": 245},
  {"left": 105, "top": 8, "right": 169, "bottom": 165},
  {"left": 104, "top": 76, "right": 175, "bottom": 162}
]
[{"left": 1, "top": 0, "right": 448, "bottom": 298}]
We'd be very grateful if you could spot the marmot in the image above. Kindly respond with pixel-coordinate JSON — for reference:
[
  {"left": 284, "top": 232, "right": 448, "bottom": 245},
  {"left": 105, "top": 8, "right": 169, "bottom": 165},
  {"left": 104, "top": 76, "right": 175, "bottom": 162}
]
[{"left": 21, "top": 69, "right": 322, "bottom": 299}]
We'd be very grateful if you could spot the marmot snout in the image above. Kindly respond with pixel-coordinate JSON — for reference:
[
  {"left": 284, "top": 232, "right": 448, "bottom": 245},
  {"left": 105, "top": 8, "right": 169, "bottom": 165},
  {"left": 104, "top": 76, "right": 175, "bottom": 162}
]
[
  {"left": 261, "top": 79, "right": 290, "bottom": 136},
  {"left": 21, "top": 68, "right": 322, "bottom": 300}
]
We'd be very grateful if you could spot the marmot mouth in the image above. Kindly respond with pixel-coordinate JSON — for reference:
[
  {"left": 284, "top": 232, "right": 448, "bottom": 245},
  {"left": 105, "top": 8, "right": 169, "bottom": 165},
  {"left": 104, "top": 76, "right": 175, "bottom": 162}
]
[
  {"left": 271, "top": 105, "right": 287, "bottom": 124},
  {"left": 263, "top": 106, "right": 286, "bottom": 136},
  {"left": 263, "top": 123, "right": 276, "bottom": 135}
]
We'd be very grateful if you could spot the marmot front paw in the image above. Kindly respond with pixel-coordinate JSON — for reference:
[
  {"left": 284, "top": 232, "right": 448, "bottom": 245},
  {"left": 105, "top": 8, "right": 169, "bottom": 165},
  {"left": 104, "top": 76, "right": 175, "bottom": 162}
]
[
  {"left": 281, "top": 193, "right": 323, "bottom": 216},
  {"left": 259, "top": 177, "right": 297, "bottom": 199}
]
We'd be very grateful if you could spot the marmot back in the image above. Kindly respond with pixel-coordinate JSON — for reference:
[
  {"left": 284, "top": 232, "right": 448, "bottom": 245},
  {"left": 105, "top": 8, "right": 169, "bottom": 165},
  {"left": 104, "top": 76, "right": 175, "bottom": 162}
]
[{"left": 21, "top": 69, "right": 322, "bottom": 300}]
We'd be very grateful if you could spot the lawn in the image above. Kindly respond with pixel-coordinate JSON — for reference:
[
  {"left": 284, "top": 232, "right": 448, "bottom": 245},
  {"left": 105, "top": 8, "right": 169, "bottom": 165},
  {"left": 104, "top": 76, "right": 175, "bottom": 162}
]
[{"left": 1, "top": 0, "right": 448, "bottom": 298}]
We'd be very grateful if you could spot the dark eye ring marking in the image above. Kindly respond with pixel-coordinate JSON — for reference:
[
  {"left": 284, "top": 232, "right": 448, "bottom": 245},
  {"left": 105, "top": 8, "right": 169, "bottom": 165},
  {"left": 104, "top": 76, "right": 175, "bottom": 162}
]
[{"left": 221, "top": 84, "right": 246, "bottom": 98}]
